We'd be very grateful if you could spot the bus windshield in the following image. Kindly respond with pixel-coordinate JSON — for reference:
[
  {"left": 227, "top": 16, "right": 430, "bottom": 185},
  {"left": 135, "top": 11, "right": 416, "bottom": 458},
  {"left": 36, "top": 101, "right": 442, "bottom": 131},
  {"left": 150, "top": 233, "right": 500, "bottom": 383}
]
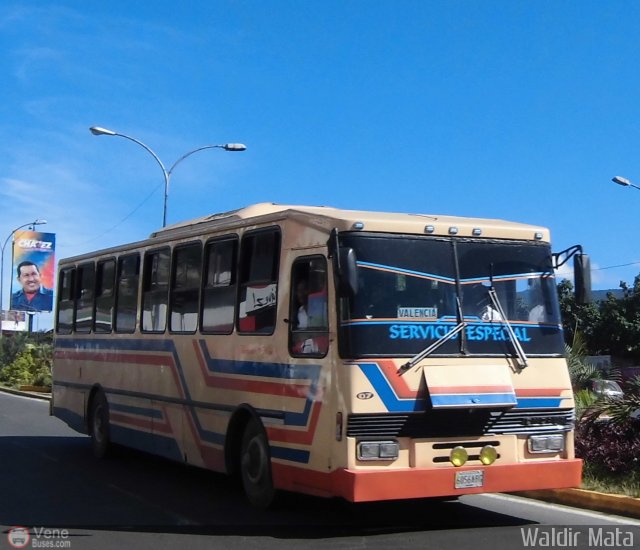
[{"left": 338, "top": 233, "right": 564, "bottom": 358}]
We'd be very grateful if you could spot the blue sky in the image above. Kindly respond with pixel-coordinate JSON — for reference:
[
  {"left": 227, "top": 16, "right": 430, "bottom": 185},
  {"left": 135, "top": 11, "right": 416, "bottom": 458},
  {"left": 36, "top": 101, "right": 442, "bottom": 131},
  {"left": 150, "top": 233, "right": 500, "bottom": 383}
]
[{"left": 2, "top": 1, "right": 640, "bottom": 330}]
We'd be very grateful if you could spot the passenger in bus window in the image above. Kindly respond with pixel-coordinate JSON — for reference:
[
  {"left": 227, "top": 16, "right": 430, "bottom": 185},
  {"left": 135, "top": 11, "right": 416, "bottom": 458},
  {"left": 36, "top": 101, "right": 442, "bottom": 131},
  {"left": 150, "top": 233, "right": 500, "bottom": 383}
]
[
  {"left": 527, "top": 283, "right": 548, "bottom": 323},
  {"left": 295, "top": 279, "right": 309, "bottom": 329},
  {"left": 465, "top": 283, "right": 502, "bottom": 322},
  {"left": 290, "top": 260, "right": 328, "bottom": 356}
]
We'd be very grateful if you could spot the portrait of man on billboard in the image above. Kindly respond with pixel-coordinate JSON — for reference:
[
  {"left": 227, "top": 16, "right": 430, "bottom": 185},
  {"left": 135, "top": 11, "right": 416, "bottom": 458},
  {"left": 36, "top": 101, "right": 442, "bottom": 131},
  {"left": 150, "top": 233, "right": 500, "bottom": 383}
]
[
  {"left": 11, "top": 260, "right": 54, "bottom": 312},
  {"left": 9, "top": 230, "right": 56, "bottom": 313}
]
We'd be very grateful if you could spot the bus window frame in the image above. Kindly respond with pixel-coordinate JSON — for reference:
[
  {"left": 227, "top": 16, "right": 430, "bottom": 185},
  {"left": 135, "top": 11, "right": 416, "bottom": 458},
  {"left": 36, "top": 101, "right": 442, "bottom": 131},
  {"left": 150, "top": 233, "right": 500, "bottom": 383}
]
[
  {"left": 288, "top": 254, "right": 330, "bottom": 359},
  {"left": 93, "top": 258, "right": 116, "bottom": 334},
  {"left": 74, "top": 261, "right": 96, "bottom": 334},
  {"left": 141, "top": 246, "right": 171, "bottom": 334},
  {"left": 56, "top": 266, "right": 76, "bottom": 334},
  {"left": 114, "top": 253, "right": 140, "bottom": 334},
  {"left": 200, "top": 234, "right": 238, "bottom": 335},
  {"left": 237, "top": 226, "right": 282, "bottom": 336},
  {"left": 169, "top": 241, "right": 203, "bottom": 335}
]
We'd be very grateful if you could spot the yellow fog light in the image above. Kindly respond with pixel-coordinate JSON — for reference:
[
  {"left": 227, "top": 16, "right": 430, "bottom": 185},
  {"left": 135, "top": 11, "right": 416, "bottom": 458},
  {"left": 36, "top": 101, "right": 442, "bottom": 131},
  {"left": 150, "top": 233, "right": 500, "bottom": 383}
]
[
  {"left": 450, "top": 446, "right": 468, "bottom": 467},
  {"left": 479, "top": 445, "right": 498, "bottom": 465}
]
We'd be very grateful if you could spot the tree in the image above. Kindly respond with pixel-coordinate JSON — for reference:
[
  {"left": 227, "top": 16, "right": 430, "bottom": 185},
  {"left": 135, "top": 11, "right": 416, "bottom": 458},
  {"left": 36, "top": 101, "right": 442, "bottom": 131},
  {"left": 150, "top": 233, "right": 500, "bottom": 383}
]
[
  {"left": 591, "top": 276, "right": 640, "bottom": 362},
  {"left": 557, "top": 279, "right": 600, "bottom": 351},
  {"left": 0, "top": 332, "right": 53, "bottom": 388},
  {"left": 557, "top": 275, "right": 640, "bottom": 363}
]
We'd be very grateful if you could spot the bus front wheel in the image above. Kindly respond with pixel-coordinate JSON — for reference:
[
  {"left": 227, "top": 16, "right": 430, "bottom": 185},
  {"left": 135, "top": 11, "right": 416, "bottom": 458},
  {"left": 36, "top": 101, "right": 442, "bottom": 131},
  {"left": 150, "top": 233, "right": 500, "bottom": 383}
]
[
  {"left": 90, "top": 391, "right": 111, "bottom": 458},
  {"left": 240, "top": 418, "right": 276, "bottom": 508}
]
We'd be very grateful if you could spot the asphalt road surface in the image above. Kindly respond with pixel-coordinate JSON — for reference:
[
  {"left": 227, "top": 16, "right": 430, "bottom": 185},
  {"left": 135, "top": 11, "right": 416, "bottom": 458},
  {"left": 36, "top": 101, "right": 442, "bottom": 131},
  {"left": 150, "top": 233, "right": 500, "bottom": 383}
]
[{"left": 1, "top": 391, "right": 639, "bottom": 550}]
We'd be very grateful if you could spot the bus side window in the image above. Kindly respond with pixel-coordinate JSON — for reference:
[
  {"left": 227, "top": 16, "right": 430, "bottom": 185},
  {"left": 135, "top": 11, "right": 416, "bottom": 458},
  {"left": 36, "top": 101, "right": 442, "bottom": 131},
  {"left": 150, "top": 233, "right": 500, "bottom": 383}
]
[
  {"left": 94, "top": 259, "right": 115, "bottom": 333},
  {"left": 201, "top": 236, "right": 237, "bottom": 334},
  {"left": 289, "top": 256, "right": 329, "bottom": 357},
  {"left": 142, "top": 248, "right": 170, "bottom": 333},
  {"left": 56, "top": 267, "right": 75, "bottom": 334},
  {"left": 237, "top": 228, "right": 281, "bottom": 334},
  {"left": 74, "top": 262, "right": 95, "bottom": 333},
  {"left": 170, "top": 243, "right": 202, "bottom": 333},
  {"left": 115, "top": 254, "right": 140, "bottom": 333}
]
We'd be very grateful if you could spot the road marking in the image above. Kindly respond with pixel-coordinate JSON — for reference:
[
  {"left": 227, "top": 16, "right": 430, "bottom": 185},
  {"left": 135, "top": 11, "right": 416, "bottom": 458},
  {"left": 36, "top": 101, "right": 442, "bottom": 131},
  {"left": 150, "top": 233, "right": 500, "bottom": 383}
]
[{"left": 479, "top": 493, "right": 640, "bottom": 525}]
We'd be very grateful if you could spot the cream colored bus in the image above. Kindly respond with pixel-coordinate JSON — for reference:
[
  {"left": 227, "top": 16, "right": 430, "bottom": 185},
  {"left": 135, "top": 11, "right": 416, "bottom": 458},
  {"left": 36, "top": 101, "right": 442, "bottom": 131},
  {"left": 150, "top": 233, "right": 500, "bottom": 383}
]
[{"left": 52, "top": 203, "right": 589, "bottom": 507}]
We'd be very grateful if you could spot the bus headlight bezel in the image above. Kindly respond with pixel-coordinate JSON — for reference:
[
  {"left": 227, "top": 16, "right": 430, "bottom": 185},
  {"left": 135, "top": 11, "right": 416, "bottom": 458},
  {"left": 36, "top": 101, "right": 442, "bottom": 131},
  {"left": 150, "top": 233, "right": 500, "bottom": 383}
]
[
  {"left": 528, "top": 434, "right": 564, "bottom": 454},
  {"left": 357, "top": 440, "right": 400, "bottom": 461}
]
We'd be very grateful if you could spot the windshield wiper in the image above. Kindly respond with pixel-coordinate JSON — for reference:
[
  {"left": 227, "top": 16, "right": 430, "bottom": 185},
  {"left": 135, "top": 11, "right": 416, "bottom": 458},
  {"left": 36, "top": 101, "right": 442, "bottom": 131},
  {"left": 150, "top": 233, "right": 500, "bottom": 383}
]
[
  {"left": 397, "top": 321, "right": 466, "bottom": 374},
  {"left": 398, "top": 279, "right": 469, "bottom": 375},
  {"left": 487, "top": 287, "right": 528, "bottom": 370}
]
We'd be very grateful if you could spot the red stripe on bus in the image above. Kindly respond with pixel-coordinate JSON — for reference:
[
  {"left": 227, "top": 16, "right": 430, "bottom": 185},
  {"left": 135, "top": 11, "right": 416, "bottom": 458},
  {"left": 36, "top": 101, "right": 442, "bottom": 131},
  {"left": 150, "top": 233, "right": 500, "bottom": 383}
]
[
  {"left": 515, "top": 388, "right": 567, "bottom": 396},
  {"left": 372, "top": 360, "right": 417, "bottom": 398}
]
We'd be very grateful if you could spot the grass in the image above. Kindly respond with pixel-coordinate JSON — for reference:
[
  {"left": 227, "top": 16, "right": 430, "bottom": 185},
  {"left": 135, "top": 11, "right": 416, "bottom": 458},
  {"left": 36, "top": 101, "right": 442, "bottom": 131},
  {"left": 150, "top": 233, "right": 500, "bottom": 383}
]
[{"left": 581, "top": 463, "right": 640, "bottom": 498}]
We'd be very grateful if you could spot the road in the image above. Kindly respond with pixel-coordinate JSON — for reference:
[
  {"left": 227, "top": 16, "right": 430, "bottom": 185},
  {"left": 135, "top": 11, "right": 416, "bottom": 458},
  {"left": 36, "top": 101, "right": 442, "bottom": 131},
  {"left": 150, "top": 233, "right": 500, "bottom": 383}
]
[{"left": 1, "top": 391, "right": 639, "bottom": 550}]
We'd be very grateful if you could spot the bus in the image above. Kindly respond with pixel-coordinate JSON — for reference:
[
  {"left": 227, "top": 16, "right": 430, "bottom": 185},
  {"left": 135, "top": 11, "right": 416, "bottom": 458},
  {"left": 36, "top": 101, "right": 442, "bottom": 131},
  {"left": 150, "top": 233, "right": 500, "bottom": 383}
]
[{"left": 52, "top": 203, "right": 589, "bottom": 507}]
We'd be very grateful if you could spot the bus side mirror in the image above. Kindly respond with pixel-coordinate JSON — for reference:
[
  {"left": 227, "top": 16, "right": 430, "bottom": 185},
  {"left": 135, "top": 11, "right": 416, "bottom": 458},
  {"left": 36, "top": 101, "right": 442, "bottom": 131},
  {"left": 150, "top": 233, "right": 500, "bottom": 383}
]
[
  {"left": 574, "top": 253, "right": 591, "bottom": 305},
  {"left": 337, "top": 248, "right": 358, "bottom": 298}
]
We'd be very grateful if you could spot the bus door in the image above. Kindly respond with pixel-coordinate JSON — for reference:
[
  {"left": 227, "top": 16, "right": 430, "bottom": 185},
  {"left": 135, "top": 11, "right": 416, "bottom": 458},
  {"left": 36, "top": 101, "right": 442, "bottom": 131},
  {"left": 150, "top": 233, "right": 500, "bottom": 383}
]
[{"left": 282, "top": 254, "right": 330, "bottom": 460}]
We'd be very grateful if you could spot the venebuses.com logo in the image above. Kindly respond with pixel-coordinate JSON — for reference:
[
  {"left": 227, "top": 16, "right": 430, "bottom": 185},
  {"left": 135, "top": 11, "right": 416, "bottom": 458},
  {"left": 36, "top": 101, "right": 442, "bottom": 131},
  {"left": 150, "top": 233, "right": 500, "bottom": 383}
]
[{"left": 7, "top": 526, "right": 71, "bottom": 548}]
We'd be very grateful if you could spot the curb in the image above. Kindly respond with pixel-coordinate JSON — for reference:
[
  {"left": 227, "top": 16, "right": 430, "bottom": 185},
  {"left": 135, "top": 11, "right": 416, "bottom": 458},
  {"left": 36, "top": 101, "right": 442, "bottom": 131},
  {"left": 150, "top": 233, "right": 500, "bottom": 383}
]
[
  {"left": 514, "top": 489, "right": 640, "bottom": 520},
  {"left": 0, "top": 385, "right": 51, "bottom": 401}
]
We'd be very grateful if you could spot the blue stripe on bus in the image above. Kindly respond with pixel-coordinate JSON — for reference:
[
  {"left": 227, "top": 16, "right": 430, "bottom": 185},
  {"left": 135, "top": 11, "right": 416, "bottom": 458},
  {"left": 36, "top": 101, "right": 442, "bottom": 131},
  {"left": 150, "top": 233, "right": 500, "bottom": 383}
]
[
  {"left": 358, "top": 363, "right": 425, "bottom": 412},
  {"left": 270, "top": 446, "right": 310, "bottom": 463},
  {"left": 515, "top": 398, "right": 564, "bottom": 408},
  {"left": 356, "top": 261, "right": 549, "bottom": 285}
]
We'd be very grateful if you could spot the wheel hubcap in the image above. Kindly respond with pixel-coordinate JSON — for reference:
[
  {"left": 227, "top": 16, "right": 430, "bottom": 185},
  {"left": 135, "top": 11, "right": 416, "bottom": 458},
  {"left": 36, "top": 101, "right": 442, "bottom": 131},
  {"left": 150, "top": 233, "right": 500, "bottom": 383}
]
[{"left": 243, "top": 437, "right": 265, "bottom": 484}]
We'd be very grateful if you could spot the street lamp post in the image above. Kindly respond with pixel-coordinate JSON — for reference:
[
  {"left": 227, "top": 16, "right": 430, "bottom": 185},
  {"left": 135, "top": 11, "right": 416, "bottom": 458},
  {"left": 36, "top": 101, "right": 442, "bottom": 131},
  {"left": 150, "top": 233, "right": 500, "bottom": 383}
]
[
  {"left": 612, "top": 176, "right": 640, "bottom": 191},
  {"left": 0, "top": 219, "right": 48, "bottom": 341},
  {"left": 89, "top": 126, "right": 246, "bottom": 228}
]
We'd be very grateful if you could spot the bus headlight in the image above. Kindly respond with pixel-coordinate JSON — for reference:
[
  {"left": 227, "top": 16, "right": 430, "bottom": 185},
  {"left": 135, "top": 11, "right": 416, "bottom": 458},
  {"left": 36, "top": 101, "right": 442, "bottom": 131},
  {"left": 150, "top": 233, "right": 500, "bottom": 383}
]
[
  {"left": 357, "top": 440, "right": 399, "bottom": 461},
  {"left": 450, "top": 446, "right": 468, "bottom": 467},
  {"left": 528, "top": 434, "right": 564, "bottom": 454},
  {"left": 479, "top": 445, "right": 498, "bottom": 465}
]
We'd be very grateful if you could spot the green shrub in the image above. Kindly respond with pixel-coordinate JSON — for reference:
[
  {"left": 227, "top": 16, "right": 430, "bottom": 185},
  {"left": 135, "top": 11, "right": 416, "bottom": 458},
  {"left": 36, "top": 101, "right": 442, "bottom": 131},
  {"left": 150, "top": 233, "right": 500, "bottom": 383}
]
[{"left": 0, "top": 343, "right": 52, "bottom": 389}]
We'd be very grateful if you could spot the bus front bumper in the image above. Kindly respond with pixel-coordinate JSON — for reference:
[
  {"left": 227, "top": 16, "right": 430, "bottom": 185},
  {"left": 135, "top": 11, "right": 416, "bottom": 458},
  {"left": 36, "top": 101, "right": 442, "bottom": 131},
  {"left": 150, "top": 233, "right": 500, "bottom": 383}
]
[{"left": 273, "top": 458, "right": 583, "bottom": 502}]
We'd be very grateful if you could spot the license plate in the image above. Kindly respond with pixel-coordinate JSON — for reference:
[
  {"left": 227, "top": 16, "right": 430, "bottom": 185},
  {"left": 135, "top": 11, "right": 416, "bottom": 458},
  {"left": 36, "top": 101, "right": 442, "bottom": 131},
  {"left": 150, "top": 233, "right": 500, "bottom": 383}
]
[{"left": 455, "top": 470, "right": 484, "bottom": 489}]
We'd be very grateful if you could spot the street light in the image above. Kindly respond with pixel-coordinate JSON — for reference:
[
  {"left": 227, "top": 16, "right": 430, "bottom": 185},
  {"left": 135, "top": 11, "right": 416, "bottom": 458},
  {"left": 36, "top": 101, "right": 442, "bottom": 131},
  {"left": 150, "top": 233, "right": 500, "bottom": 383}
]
[
  {"left": 89, "top": 126, "right": 247, "bottom": 227},
  {"left": 612, "top": 176, "right": 640, "bottom": 191},
  {"left": 0, "top": 219, "right": 47, "bottom": 341}
]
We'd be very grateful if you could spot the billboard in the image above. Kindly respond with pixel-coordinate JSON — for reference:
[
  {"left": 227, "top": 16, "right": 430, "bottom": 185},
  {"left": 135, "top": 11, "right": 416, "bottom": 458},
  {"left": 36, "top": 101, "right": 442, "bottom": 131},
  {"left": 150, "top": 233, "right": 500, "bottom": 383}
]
[
  {"left": 10, "top": 230, "right": 56, "bottom": 313},
  {"left": 0, "top": 310, "right": 27, "bottom": 332}
]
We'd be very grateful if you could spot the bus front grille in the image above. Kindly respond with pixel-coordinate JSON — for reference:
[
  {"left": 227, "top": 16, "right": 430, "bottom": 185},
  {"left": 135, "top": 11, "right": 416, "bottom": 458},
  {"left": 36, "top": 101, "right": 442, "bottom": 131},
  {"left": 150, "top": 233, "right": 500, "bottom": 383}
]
[{"left": 346, "top": 409, "right": 574, "bottom": 438}]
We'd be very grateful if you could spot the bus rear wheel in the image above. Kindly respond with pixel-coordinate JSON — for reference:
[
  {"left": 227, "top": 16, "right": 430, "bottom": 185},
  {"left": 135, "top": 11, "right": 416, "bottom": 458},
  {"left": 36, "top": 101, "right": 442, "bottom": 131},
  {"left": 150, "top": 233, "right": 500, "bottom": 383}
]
[
  {"left": 240, "top": 418, "right": 276, "bottom": 508},
  {"left": 90, "top": 391, "right": 111, "bottom": 458}
]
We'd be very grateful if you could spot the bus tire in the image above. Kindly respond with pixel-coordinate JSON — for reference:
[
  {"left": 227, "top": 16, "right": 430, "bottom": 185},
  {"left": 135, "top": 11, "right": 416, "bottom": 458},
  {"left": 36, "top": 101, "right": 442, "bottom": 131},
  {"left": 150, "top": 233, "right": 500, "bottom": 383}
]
[
  {"left": 90, "top": 391, "right": 111, "bottom": 459},
  {"left": 240, "top": 418, "right": 276, "bottom": 508}
]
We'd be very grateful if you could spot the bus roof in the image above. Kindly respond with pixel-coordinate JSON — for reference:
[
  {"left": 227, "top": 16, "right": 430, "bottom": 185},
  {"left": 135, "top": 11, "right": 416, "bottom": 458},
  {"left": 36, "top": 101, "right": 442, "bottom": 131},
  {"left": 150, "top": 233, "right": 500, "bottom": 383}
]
[
  {"left": 61, "top": 203, "right": 551, "bottom": 264},
  {"left": 152, "top": 202, "right": 550, "bottom": 242}
]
